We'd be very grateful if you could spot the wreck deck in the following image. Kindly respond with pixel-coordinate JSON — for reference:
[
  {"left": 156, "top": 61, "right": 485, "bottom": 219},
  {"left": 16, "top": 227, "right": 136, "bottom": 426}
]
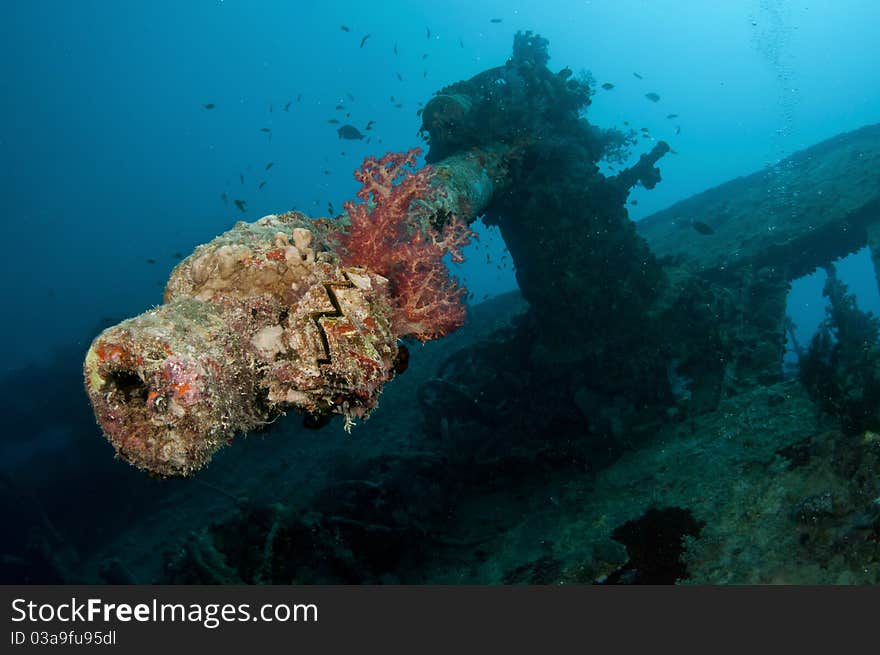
[{"left": 637, "top": 123, "right": 880, "bottom": 282}]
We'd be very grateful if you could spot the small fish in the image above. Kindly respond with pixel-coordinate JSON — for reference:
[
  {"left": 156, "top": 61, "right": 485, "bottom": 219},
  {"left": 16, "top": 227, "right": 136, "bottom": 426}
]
[
  {"left": 666, "top": 113, "right": 679, "bottom": 119},
  {"left": 423, "top": 70, "right": 427, "bottom": 78},
  {"left": 259, "top": 181, "right": 266, "bottom": 190},
  {"left": 338, "top": 124, "right": 365, "bottom": 140},
  {"left": 234, "top": 199, "right": 247, "bottom": 213},
  {"left": 260, "top": 127, "right": 272, "bottom": 133},
  {"left": 645, "top": 92, "right": 661, "bottom": 102},
  {"left": 269, "top": 104, "right": 273, "bottom": 113},
  {"left": 346, "top": 92, "right": 355, "bottom": 102},
  {"left": 324, "top": 169, "right": 331, "bottom": 175},
  {"left": 283, "top": 101, "right": 291, "bottom": 111},
  {"left": 641, "top": 127, "right": 650, "bottom": 132},
  {"left": 221, "top": 192, "right": 229, "bottom": 206},
  {"left": 335, "top": 104, "right": 345, "bottom": 110},
  {"left": 601, "top": 82, "right": 615, "bottom": 90},
  {"left": 346, "top": 112, "right": 350, "bottom": 118},
  {"left": 633, "top": 72, "right": 643, "bottom": 79},
  {"left": 396, "top": 72, "right": 403, "bottom": 81},
  {"left": 426, "top": 26, "right": 431, "bottom": 39},
  {"left": 623, "top": 121, "right": 630, "bottom": 126},
  {"left": 296, "top": 93, "right": 302, "bottom": 102},
  {"left": 459, "top": 37, "right": 464, "bottom": 48},
  {"left": 630, "top": 199, "right": 638, "bottom": 206},
  {"left": 239, "top": 174, "right": 244, "bottom": 185},
  {"left": 328, "top": 202, "right": 335, "bottom": 215},
  {"left": 394, "top": 103, "right": 403, "bottom": 108},
  {"left": 394, "top": 43, "right": 398, "bottom": 55},
  {"left": 360, "top": 34, "right": 370, "bottom": 48},
  {"left": 421, "top": 53, "right": 428, "bottom": 60},
  {"left": 202, "top": 103, "right": 216, "bottom": 110},
  {"left": 265, "top": 162, "right": 274, "bottom": 170},
  {"left": 146, "top": 258, "right": 156, "bottom": 264},
  {"left": 390, "top": 95, "right": 395, "bottom": 102},
  {"left": 692, "top": 221, "right": 715, "bottom": 235},
  {"left": 327, "top": 118, "right": 340, "bottom": 124},
  {"left": 172, "top": 252, "right": 183, "bottom": 259},
  {"left": 340, "top": 25, "right": 350, "bottom": 32},
  {"left": 674, "top": 125, "right": 681, "bottom": 135},
  {"left": 490, "top": 18, "right": 503, "bottom": 23},
  {"left": 365, "top": 120, "right": 375, "bottom": 131}
]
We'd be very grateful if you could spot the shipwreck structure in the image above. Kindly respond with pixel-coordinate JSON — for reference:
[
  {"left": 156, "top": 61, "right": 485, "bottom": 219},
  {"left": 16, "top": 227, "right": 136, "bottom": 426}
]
[
  {"left": 639, "top": 122, "right": 880, "bottom": 377},
  {"left": 84, "top": 32, "right": 670, "bottom": 475},
  {"left": 44, "top": 28, "right": 880, "bottom": 587},
  {"left": 85, "top": 31, "right": 880, "bottom": 479}
]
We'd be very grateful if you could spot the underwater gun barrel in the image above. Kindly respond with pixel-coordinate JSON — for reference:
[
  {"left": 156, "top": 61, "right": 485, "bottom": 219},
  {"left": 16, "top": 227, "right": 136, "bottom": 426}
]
[
  {"left": 420, "top": 94, "right": 473, "bottom": 143},
  {"left": 427, "top": 148, "right": 508, "bottom": 220},
  {"left": 84, "top": 213, "right": 402, "bottom": 476},
  {"left": 84, "top": 299, "right": 259, "bottom": 476}
]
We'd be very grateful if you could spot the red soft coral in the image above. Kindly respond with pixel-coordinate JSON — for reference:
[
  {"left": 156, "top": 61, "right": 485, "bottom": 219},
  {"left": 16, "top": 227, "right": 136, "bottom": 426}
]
[{"left": 339, "top": 148, "right": 472, "bottom": 342}]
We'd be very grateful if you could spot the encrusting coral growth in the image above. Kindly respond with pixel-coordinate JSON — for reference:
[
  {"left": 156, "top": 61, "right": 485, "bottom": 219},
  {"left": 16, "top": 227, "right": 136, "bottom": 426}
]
[{"left": 85, "top": 213, "right": 398, "bottom": 475}]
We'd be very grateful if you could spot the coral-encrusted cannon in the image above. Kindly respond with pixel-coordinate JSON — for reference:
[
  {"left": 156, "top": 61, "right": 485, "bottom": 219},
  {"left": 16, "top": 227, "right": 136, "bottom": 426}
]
[
  {"left": 85, "top": 150, "right": 474, "bottom": 476},
  {"left": 85, "top": 214, "right": 401, "bottom": 476}
]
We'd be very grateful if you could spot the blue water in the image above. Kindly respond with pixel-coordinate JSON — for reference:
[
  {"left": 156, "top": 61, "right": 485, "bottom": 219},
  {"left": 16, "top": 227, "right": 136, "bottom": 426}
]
[{"left": 3, "top": 0, "right": 880, "bottom": 583}]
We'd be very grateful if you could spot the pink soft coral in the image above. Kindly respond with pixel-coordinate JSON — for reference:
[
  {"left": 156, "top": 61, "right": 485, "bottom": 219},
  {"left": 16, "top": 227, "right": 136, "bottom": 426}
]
[{"left": 340, "top": 148, "right": 472, "bottom": 342}]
